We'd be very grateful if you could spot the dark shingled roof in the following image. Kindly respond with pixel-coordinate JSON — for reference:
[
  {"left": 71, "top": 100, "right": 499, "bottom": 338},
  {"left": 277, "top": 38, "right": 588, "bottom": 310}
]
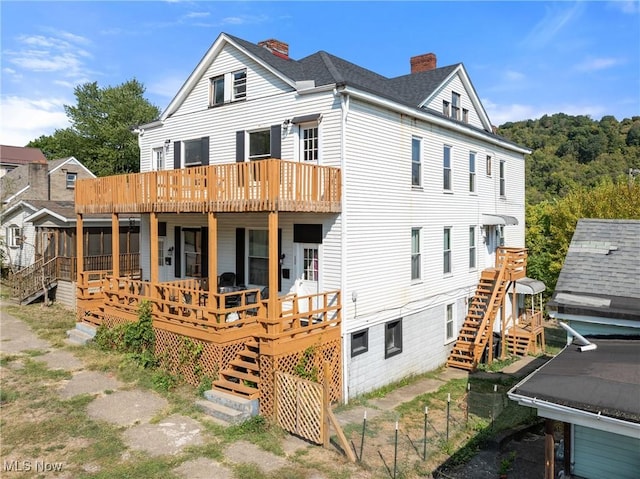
[
  {"left": 548, "top": 219, "right": 640, "bottom": 321},
  {"left": 227, "top": 33, "right": 462, "bottom": 113},
  {"left": 512, "top": 339, "right": 640, "bottom": 423}
]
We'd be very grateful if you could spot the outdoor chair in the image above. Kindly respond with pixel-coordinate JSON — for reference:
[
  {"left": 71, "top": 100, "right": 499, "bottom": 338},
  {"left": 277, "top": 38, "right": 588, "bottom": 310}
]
[{"left": 218, "top": 272, "right": 236, "bottom": 287}]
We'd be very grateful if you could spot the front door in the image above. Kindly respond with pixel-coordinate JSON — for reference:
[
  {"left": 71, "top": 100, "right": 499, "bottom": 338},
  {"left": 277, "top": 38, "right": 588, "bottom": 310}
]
[
  {"left": 484, "top": 225, "right": 504, "bottom": 269},
  {"left": 296, "top": 243, "right": 320, "bottom": 312}
]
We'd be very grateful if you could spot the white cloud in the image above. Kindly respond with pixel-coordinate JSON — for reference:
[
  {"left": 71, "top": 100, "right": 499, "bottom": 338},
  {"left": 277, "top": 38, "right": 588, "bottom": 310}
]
[
  {"left": 505, "top": 70, "right": 525, "bottom": 82},
  {"left": 609, "top": 1, "right": 640, "bottom": 14},
  {"left": 483, "top": 98, "right": 609, "bottom": 125},
  {"left": 0, "top": 96, "right": 70, "bottom": 146},
  {"left": 575, "top": 57, "right": 620, "bottom": 71},
  {"left": 183, "top": 11, "right": 210, "bottom": 19},
  {"left": 147, "top": 74, "right": 187, "bottom": 101},
  {"left": 522, "top": 2, "right": 584, "bottom": 48}
]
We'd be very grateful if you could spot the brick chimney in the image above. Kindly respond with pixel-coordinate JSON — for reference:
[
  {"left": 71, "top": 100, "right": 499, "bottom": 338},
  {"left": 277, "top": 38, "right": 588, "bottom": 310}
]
[
  {"left": 26, "top": 162, "right": 49, "bottom": 200},
  {"left": 410, "top": 53, "right": 437, "bottom": 73},
  {"left": 258, "top": 39, "right": 289, "bottom": 59}
]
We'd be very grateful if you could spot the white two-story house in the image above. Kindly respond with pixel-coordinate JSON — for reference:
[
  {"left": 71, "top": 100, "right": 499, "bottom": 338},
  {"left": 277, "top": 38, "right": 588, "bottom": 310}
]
[{"left": 74, "top": 33, "right": 530, "bottom": 405}]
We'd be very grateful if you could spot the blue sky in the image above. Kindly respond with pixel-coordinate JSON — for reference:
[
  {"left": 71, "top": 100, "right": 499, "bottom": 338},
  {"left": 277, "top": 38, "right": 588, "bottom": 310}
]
[{"left": 1, "top": 1, "right": 638, "bottom": 147}]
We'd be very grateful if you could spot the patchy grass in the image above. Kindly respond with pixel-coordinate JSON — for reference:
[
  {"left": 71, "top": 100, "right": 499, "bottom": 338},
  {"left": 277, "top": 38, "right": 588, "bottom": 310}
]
[{"left": 4, "top": 303, "right": 76, "bottom": 347}]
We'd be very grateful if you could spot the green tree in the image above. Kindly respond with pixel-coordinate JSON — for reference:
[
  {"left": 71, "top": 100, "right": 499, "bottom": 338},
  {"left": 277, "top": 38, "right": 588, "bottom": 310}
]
[{"left": 27, "top": 79, "right": 160, "bottom": 176}]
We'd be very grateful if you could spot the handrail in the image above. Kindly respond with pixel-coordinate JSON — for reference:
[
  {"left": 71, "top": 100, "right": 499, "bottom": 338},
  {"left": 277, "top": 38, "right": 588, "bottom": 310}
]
[
  {"left": 11, "top": 257, "right": 57, "bottom": 302},
  {"left": 75, "top": 159, "right": 341, "bottom": 214}
]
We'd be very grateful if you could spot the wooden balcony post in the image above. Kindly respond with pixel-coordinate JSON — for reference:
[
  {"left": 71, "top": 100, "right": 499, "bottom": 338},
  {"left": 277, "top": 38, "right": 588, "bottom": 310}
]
[
  {"left": 76, "top": 213, "right": 84, "bottom": 283},
  {"left": 208, "top": 212, "right": 218, "bottom": 300},
  {"left": 111, "top": 213, "right": 120, "bottom": 277},
  {"left": 545, "top": 419, "right": 555, "bottom": 479},
  {"left": 150, "top": 213, "right": 159, "bottom": 288},
  {"left": 268, "top": 211, "right": 279, "bottom": 327}
]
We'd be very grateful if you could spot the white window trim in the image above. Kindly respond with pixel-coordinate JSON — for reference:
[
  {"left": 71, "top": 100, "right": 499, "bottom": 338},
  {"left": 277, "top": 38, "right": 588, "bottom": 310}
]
[
  {"left": 499, "top": 160, "right": 506, "bottom": 198},
  {"left": 248, "top": 129, "right": 271, "bottom": 161},
  {"left": 411, "top": 227, "right": 421, "bottom": 281},
  {"left": 7, "top": 224, "right": 22, "bottom": 248},
  {"left": 232, "top": 69, "right": 247, "bottom": 102},
  {"left": 66, "top": 172, "right": 77, "bottom": 189},
  {"left": 445, "top": 302, "right": 456, "bottom": 344},
  {"left": 469, "top": 226, "right": 477, "bottom": 270},
  {"left": 443, "top": 145, "right": 453, "bottom": 192},
  {"left": 469, "top": 151, "right": 476, "bottom": 194},
  {"left": 247, "top": 228, "right": 269, "bottom": 286},
  {"left": 412, "top": 136, "right": 422, "bottom": 187},
  {"left": 444, "top": 227, "right": 452, "bottom": 276},
  {"left": 152, "top": 146, "right": 165, "bottom": 171},
  {"left": 299, "top": 121, "right": 320, "bottom": 163},
  {"left": 183, "top": 138, "right": 204, "bottom": 167},
  {"left": 486, "top": 154, "right": 493, "bottom": 177}
]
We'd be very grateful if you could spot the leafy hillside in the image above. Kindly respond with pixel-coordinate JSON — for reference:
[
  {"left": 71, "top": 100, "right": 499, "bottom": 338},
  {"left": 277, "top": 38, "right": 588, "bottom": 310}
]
[{"left": 497, "top": 113, "right": 640, "bottom": 204}]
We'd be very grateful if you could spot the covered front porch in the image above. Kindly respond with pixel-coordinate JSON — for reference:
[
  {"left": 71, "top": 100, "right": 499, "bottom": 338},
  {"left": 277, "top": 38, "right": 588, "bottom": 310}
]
[{"left": 74, "top": 159, "right": 343, "bottom": 416}]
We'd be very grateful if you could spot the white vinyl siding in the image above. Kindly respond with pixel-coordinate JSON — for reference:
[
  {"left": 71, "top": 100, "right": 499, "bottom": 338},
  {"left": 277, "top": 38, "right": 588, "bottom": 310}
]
[{"left": 425, "top": 73, "right": 484, "bottom": 129}]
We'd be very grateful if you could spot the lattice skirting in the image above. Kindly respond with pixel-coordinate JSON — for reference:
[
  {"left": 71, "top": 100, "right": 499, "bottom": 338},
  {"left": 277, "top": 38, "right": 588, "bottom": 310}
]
[
  {"left": 154, "top": 328, "right": 247, "bottom": 387},
  {"left": 275, "top": 372, "right": 323, "bottom": 444},
  {"left": 260, "top": 337, "right": 342, "bottom": 419}
]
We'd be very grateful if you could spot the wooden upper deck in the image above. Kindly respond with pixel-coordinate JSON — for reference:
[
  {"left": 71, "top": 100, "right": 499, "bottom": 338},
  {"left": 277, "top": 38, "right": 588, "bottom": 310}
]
[{"left": 75, "top": 159, "right": 341, "bottom": 215}]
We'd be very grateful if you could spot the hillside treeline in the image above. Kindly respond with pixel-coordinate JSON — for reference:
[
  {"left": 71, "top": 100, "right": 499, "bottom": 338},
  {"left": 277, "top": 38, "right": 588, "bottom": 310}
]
[
  {"left": 497, "top": 113, "right": 640, "bottom": 295},
  {"left": 497, "top": 113, "right": 640, "bottom": 204}
]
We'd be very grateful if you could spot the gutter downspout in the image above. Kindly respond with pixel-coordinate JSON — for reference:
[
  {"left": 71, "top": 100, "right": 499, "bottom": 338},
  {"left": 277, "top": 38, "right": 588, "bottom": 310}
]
[
  {"left": 558, "top": 322, "right": 597, "bottom": 352},
  {"left": 339, "top": 86, "right": 350, "bottom": 403}
]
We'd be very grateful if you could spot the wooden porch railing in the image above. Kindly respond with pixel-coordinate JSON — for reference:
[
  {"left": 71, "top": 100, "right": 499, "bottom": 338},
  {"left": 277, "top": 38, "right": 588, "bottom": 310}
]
[
  {"left": 10, "top": 257, "right": 57, "bottom": 301},
  {"left": 75, "top": 159, "right": 341, "bottom": 215},
  {"left": 79, "top": 275, "right": 341, "bottom": 344}
]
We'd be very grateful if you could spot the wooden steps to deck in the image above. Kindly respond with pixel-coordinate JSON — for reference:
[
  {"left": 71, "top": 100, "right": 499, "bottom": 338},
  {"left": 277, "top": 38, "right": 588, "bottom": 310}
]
[
  {"left": 212, "top": 339, "right": 261, "bottom": 399},
  {"left": 447, "top": 268, "right": 505, "bottom": 371}
]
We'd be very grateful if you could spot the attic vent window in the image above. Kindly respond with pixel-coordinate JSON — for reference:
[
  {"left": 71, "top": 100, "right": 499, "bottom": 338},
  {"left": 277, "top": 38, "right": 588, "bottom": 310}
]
[{"left": 451, "top": 92, "right": 461, "bottom": 121}]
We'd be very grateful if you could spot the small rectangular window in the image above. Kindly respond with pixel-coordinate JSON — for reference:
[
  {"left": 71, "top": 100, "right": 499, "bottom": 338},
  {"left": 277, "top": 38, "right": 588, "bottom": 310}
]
[
  {"left": 462, "top": 108, "right": 469, "bottom": 123},
  {"left": 469, "top": 226, "right": 476, "bottom": 269},
  {"left": 385, "top": 319, "right": 403, "bottom": 358},
  {"left": 7, "top": 225, "right": 22, "bottom": 247},
  {"left": 469, "top": 152, "right": 476, "bottom": 193},
  {"left": 442, "top": 100, "right": 450, "bottom": 117},
  {"left": 444, "top": 227, "right": 452, "bottom": 274},
  {"left": 66, "top": 172, "right": 77, "bottom": 189},
  {"left": 412, "top": 137, "right": 421, "bottom": 186},
  {"left": 249, "top": 130, "right": 271, "bottom": 160},
  {"left": 499, "top": 160, "right": 506, "bottom": 197},
  {"left": 411, "top": 228, "right": 421, "bottom": 280},
  {"left": 210, "top": 75, "right": 225, "bottom": 106},
  {"left": 232, "top": 69, "right": 247, "bottom": 101},
  {"left": 445, "top": 303, "right": 455, "bottom": 341},
  {"left": 443, "top": 145, "right": 452, "bottom": 191},
  {"left": 248, "top": 229, "right": 269, "bottom": 285},
  {"left": 351, "top": 329, "right": 369, "bottom": 357},
  {"left": 152, "top": 147, "right": 164, "bottom": 171},
  {"left": 486, "top": 155, "right": 492, "bottom": 177},
  {"left": 184, "top": 138, "right": 203, "bottom": 166}
]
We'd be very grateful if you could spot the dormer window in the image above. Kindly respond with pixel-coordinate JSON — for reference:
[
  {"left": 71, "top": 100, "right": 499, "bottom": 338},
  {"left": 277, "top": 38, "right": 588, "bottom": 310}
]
[
  {"left": 209, "top": 69, "right": 247, "bottom": 107},
  {"left": 442, "top": 100, "right": 450, "bottom": 117},
  {"left": 451, "top": 92, "right": 461, "bottom": 121}
]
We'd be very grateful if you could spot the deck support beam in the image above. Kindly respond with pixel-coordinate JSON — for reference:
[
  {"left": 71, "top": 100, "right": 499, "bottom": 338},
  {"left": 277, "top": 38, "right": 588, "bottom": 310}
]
[
  {"left": 150, "top": 213, "right": 159, "bottom": 285},
  {"left": 208, "top": 212, "right": 218, "bottom": 301},
  {"left": 545, "top": 418, "right": 555, "bottom": 479},
  {"left": 76, "top": 213, "right": 84, "bottom": 284},
  {"left": 111, "top": 213, "right": 120, "bottom": 277},
  {"left": 268, "top": 211, "right": 279, "bottom": 331}
]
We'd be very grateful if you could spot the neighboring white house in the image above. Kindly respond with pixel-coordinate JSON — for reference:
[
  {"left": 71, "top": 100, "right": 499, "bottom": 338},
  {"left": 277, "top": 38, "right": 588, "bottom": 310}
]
[
  {"left": 133, "top": 33, "right": 530, "bottom": 399},
  {"left": 510, "top": 219, "right": 640, "bottom": 479}
]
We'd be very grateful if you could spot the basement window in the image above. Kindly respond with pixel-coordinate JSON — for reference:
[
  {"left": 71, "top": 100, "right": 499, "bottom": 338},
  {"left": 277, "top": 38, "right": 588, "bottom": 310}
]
[
  {"left": 351, "top": 329, "right": 369, "bottom": 357},
  {"left": 385, "top": 319, "right": 403, "bottom": 359}
]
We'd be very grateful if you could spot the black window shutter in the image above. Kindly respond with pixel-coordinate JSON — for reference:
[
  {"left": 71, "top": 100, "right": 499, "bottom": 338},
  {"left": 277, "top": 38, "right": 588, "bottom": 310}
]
[
  {"left": 270, "top": 124, "right": 281, "bottom": 159},
  {"left": 173, "top": 141, "right": 181, "bottom": 169},
  {"left": 174, "top": 226, "right": 182, "bottom": 277},
  {"left": 200, "top": 227, "right": 208, "bottom": 278},
  {"left": 235, "top": 228, "right": 245, "bottom": 285},
  {"left": 236, "top": 131, "right": 245, "bottom": 162},
  {"left": 201, "top": 136, "right": 209, "bottom": 166}
]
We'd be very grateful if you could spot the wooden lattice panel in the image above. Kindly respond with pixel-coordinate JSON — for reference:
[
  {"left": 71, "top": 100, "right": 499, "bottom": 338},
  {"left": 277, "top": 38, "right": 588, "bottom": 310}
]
[
  {"left": 154, "top": 328, "right": 248, "bottom": 387},
  {"left": 260, "top": 338, "right": 342, "bottom": 419},
  {"left": 275, "top": 372, "right": 323, "bottom": 444}
]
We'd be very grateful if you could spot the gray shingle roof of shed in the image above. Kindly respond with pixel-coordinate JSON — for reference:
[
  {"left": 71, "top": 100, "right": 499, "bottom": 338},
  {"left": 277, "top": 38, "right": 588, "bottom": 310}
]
[{"left": 549, "top": 219, "right": 640, "bottom": 320}]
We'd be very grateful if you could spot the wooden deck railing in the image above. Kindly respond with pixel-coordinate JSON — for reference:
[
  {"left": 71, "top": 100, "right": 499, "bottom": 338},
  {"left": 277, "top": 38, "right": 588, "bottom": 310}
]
[
  {"left": 78, "top": 275, "right": 341, "bottom": 343},
  {"left": 496, "top": 247, "right": 528, "bottom": 280},
  {"left": 75, "top": 159, "right": 341, "bottom": 215}
]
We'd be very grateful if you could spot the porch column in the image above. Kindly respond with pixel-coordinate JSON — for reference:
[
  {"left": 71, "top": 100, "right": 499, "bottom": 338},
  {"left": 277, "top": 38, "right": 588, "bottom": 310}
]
[
  {"left": 150, "top": 213, "right": 159, "bottom": 285},
  {"left": 563, "top": 422, "right": 571, "bottom": 477},
  {"left": 111, "top": 213, "right": 120, "bottom": 277},
  {"left": 207, "top": 212, "right": 217, "bottom": 299},
  {"left": 545, "top": 418, "right": 555, "bottom": 479},
  {"left": 76, "top": 213, "right": 84, "bottom": 283},
  {"left": 500, "top": 300, "right": 507, "bottom": 359},
  {"left": 268, "top": 211, "right": 279, "bottom": 325}
]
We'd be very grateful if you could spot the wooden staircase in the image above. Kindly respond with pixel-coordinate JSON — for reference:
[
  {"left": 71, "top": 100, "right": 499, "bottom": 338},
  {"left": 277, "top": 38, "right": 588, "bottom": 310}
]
[
  {"left": 10, "top": 257, "right": 58, "bottom": 305},
  {"left": 505, "top": 328, "right": 532, "bottom": 356},
  {"left": 212, "top": 339, "right": 261, "bottom": 399},
  {"left": 447, "top": 247, "right": 527, "bottom": 371}
]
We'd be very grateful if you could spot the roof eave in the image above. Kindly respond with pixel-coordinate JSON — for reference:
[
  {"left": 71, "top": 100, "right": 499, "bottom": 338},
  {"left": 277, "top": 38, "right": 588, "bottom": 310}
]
[{"left": 338, "top": 85, "right": 531, "bottom": 154}]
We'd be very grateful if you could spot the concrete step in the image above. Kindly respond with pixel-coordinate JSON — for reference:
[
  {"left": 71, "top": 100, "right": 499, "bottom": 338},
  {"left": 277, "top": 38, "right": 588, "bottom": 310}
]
[
  {"left": 203, "top": 388, "right": 259, "bottom": 415},
  {"left": 196, "top": 399, "right": 250, "bottom": 425},
  {"left": 65, "top": 322, "right": 97, "bottom": 346}
]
